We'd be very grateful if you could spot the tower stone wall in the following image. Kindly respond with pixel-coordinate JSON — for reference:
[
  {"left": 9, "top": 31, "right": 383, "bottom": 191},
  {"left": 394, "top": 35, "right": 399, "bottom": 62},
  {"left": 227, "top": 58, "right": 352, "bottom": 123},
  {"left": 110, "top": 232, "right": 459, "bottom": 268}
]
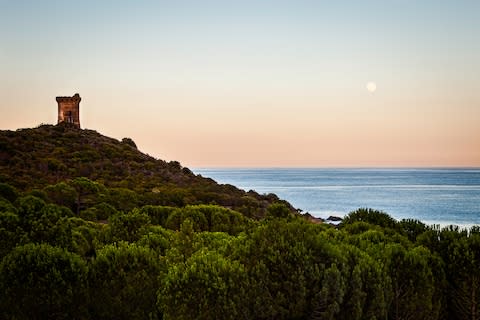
[{"left": 56, "top": 93, "right": 81, "bottom": 128}]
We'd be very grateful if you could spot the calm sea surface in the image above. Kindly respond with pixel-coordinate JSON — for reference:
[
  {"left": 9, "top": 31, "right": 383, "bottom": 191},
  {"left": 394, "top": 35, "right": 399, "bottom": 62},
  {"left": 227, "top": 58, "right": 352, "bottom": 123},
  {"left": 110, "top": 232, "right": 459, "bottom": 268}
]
[{"left": 193, "top": 168, "right": 480, "bottom": 228}]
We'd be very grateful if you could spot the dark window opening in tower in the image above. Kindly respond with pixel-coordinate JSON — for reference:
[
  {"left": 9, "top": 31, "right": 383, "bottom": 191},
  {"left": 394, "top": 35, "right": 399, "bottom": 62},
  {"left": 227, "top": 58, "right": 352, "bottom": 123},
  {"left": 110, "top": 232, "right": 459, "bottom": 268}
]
[{"left": 65, "top": 111, "right": 73, "bottom": 123}]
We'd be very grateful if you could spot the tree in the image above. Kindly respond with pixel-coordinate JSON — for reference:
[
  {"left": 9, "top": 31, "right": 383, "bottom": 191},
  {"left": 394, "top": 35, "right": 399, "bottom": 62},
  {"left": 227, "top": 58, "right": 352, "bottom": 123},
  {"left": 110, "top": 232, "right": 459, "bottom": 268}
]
[
  {"left": 89, "top": 242, "right": 163, "bottom": 320},
  {"left": 69, "top": 177, "right": 100, "bottom": 215},
  {"left": 80, "top": 201, "right": 118, "bottom": 221},
  {"left": 328, "top": 244, "right": 390, "bottom": 320},
  {"left": 0, "top": 182, "right": 19, "bottom": 203},
  {"left": 399, "top": 218, "right": 428, "bottom": 242},
  {"left": 15, "top": 195, "right": 47, "bottom": 232},
  {"left": 385, "top": 244, "right": 437, "bottom": 320},
  {"left": 106, "top": 187, "right": 140, "bottom": 212},
  {"left": 138, "top": 205, "right": 176, "bottom": 226},
  {"left": 310, "top": 264, "right": 345, "bottom": 320},
  {"left": 165, "top": 206, "right": 208, "bottom": 232},
  {"left": 266, "top": 202, "right": 292, "bottom": 219},
  {"left": 166, "top": 218, "right": 197, "bottom": 264},
  {"left": 235, "top": 219, "right": 329, "bottom": 319},
  {"left": 444, "top": 230, "right": 480, "bottom": 320},
  {"left": 44, "top": 182, "right": 77, "bottom": 211},
  {"left": 159, "top": 249, "right": 247, "bottom": 320},
  {"left": 121, "top": 137, "right": 137, "bottom": 149},
  {"left": 342, "top": 208, "right": 398, "bottom": 230},
  {"left": 0, "top": 243, "right": 88, "bottom": 320},
  {"left": 107, "top": 210, "right": 151, "bottom": 242},
  {"left": 0, "top": 211, "right": 23, "bottom": 258},
  {"left": 137, "top": 225, "right": 173, "bottom": 256},
  {"left": 166, "top": 204, "right": 250, "bottom": 234},
  {"left": 28, "top": 204, "right": 74, "bottom": 248}
]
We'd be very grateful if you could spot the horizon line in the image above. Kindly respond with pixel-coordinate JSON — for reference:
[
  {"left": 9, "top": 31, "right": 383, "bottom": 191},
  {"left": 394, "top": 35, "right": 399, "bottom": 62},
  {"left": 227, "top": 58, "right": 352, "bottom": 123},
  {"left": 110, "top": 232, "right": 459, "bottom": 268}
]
[{"left": 192, "top": 166, "right": 480, "bottom": 170}]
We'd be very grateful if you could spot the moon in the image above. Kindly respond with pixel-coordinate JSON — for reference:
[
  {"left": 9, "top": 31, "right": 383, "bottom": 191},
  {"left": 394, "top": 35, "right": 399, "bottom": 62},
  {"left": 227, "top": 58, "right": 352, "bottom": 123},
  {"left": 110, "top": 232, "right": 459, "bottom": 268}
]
[{"left": 366, "top": 81, "right": 377, "bottom": 93}]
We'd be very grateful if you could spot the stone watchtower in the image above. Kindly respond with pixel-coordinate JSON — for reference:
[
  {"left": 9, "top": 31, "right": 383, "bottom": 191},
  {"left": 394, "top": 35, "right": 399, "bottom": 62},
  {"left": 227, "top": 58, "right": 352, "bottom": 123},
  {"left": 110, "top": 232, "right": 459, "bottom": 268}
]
[{"left": 56, "top": 93, "right": 81, "bottom": 128}]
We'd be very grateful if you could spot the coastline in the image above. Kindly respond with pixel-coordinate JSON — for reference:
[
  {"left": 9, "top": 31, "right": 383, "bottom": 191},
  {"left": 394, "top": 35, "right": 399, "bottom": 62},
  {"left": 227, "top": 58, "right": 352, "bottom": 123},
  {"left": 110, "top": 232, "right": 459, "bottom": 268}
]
[{"left": 194, "top": 167, "right": 480, "bottom": 228}]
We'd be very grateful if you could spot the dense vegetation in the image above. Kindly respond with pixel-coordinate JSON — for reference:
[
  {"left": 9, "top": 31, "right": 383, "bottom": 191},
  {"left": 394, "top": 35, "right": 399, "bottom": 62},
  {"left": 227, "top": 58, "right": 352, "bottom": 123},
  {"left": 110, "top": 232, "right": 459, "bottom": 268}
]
[
  {"left": 0, "top": 124, "right": 289, "bottom": 218},
  {"left": 1, "top": 125, "right": 479, "bottom": 320}
]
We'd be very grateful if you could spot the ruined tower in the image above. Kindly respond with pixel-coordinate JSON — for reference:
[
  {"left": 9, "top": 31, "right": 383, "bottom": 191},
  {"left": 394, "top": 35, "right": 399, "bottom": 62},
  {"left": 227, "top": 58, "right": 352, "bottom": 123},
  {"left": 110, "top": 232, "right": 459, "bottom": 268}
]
[{"left": 56, "top": 93, "right": 81, "bottom": 128}]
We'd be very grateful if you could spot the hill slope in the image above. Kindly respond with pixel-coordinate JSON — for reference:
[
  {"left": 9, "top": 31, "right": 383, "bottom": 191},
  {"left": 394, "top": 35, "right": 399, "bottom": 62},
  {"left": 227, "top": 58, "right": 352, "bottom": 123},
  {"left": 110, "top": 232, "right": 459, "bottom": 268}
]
[{"left": 0, "top": 124, "right": 290, "bottom": 218}]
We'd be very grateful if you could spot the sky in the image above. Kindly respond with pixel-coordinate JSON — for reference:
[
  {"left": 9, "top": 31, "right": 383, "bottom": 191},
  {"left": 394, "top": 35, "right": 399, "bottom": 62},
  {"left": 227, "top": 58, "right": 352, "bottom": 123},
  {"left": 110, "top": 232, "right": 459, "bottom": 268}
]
[{"left": 1, "top": 0, "right": 479, "bottom": 167}]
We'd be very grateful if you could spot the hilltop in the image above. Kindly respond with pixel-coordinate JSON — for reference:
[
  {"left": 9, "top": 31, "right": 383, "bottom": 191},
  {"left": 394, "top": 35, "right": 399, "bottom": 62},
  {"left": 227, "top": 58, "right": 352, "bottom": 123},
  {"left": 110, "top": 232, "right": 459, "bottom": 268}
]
[{"left": 0, "top": 123, "right": 291, "bottom": 218}]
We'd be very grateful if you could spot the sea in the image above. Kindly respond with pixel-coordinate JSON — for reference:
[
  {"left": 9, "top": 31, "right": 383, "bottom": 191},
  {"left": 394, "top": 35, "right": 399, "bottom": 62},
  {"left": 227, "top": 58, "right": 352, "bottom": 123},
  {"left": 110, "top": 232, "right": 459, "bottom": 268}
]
[{"left": 193, "top": 168, "right": 480, "bottom": 228}]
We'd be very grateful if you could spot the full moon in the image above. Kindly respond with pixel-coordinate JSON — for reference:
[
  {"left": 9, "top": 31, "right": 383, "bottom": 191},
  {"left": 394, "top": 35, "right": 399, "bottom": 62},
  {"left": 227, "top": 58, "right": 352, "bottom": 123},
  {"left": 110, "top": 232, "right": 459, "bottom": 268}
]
[{"left": 366, "top": 81, "right": 377, "bottom": 93}]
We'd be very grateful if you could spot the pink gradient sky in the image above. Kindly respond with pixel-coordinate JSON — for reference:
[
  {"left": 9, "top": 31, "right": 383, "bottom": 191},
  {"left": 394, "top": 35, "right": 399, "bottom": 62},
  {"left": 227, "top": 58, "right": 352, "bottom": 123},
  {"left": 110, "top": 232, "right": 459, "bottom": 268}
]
[{"left": 1, "top": 1, "right": 479, "bottom": 167}]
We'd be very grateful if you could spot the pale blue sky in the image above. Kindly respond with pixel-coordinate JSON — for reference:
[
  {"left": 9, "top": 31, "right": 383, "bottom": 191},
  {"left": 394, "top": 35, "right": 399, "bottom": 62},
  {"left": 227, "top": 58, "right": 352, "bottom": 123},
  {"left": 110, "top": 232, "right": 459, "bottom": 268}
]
[{"left": 1, "top": 0, "right": 479, "bottom": 166}]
